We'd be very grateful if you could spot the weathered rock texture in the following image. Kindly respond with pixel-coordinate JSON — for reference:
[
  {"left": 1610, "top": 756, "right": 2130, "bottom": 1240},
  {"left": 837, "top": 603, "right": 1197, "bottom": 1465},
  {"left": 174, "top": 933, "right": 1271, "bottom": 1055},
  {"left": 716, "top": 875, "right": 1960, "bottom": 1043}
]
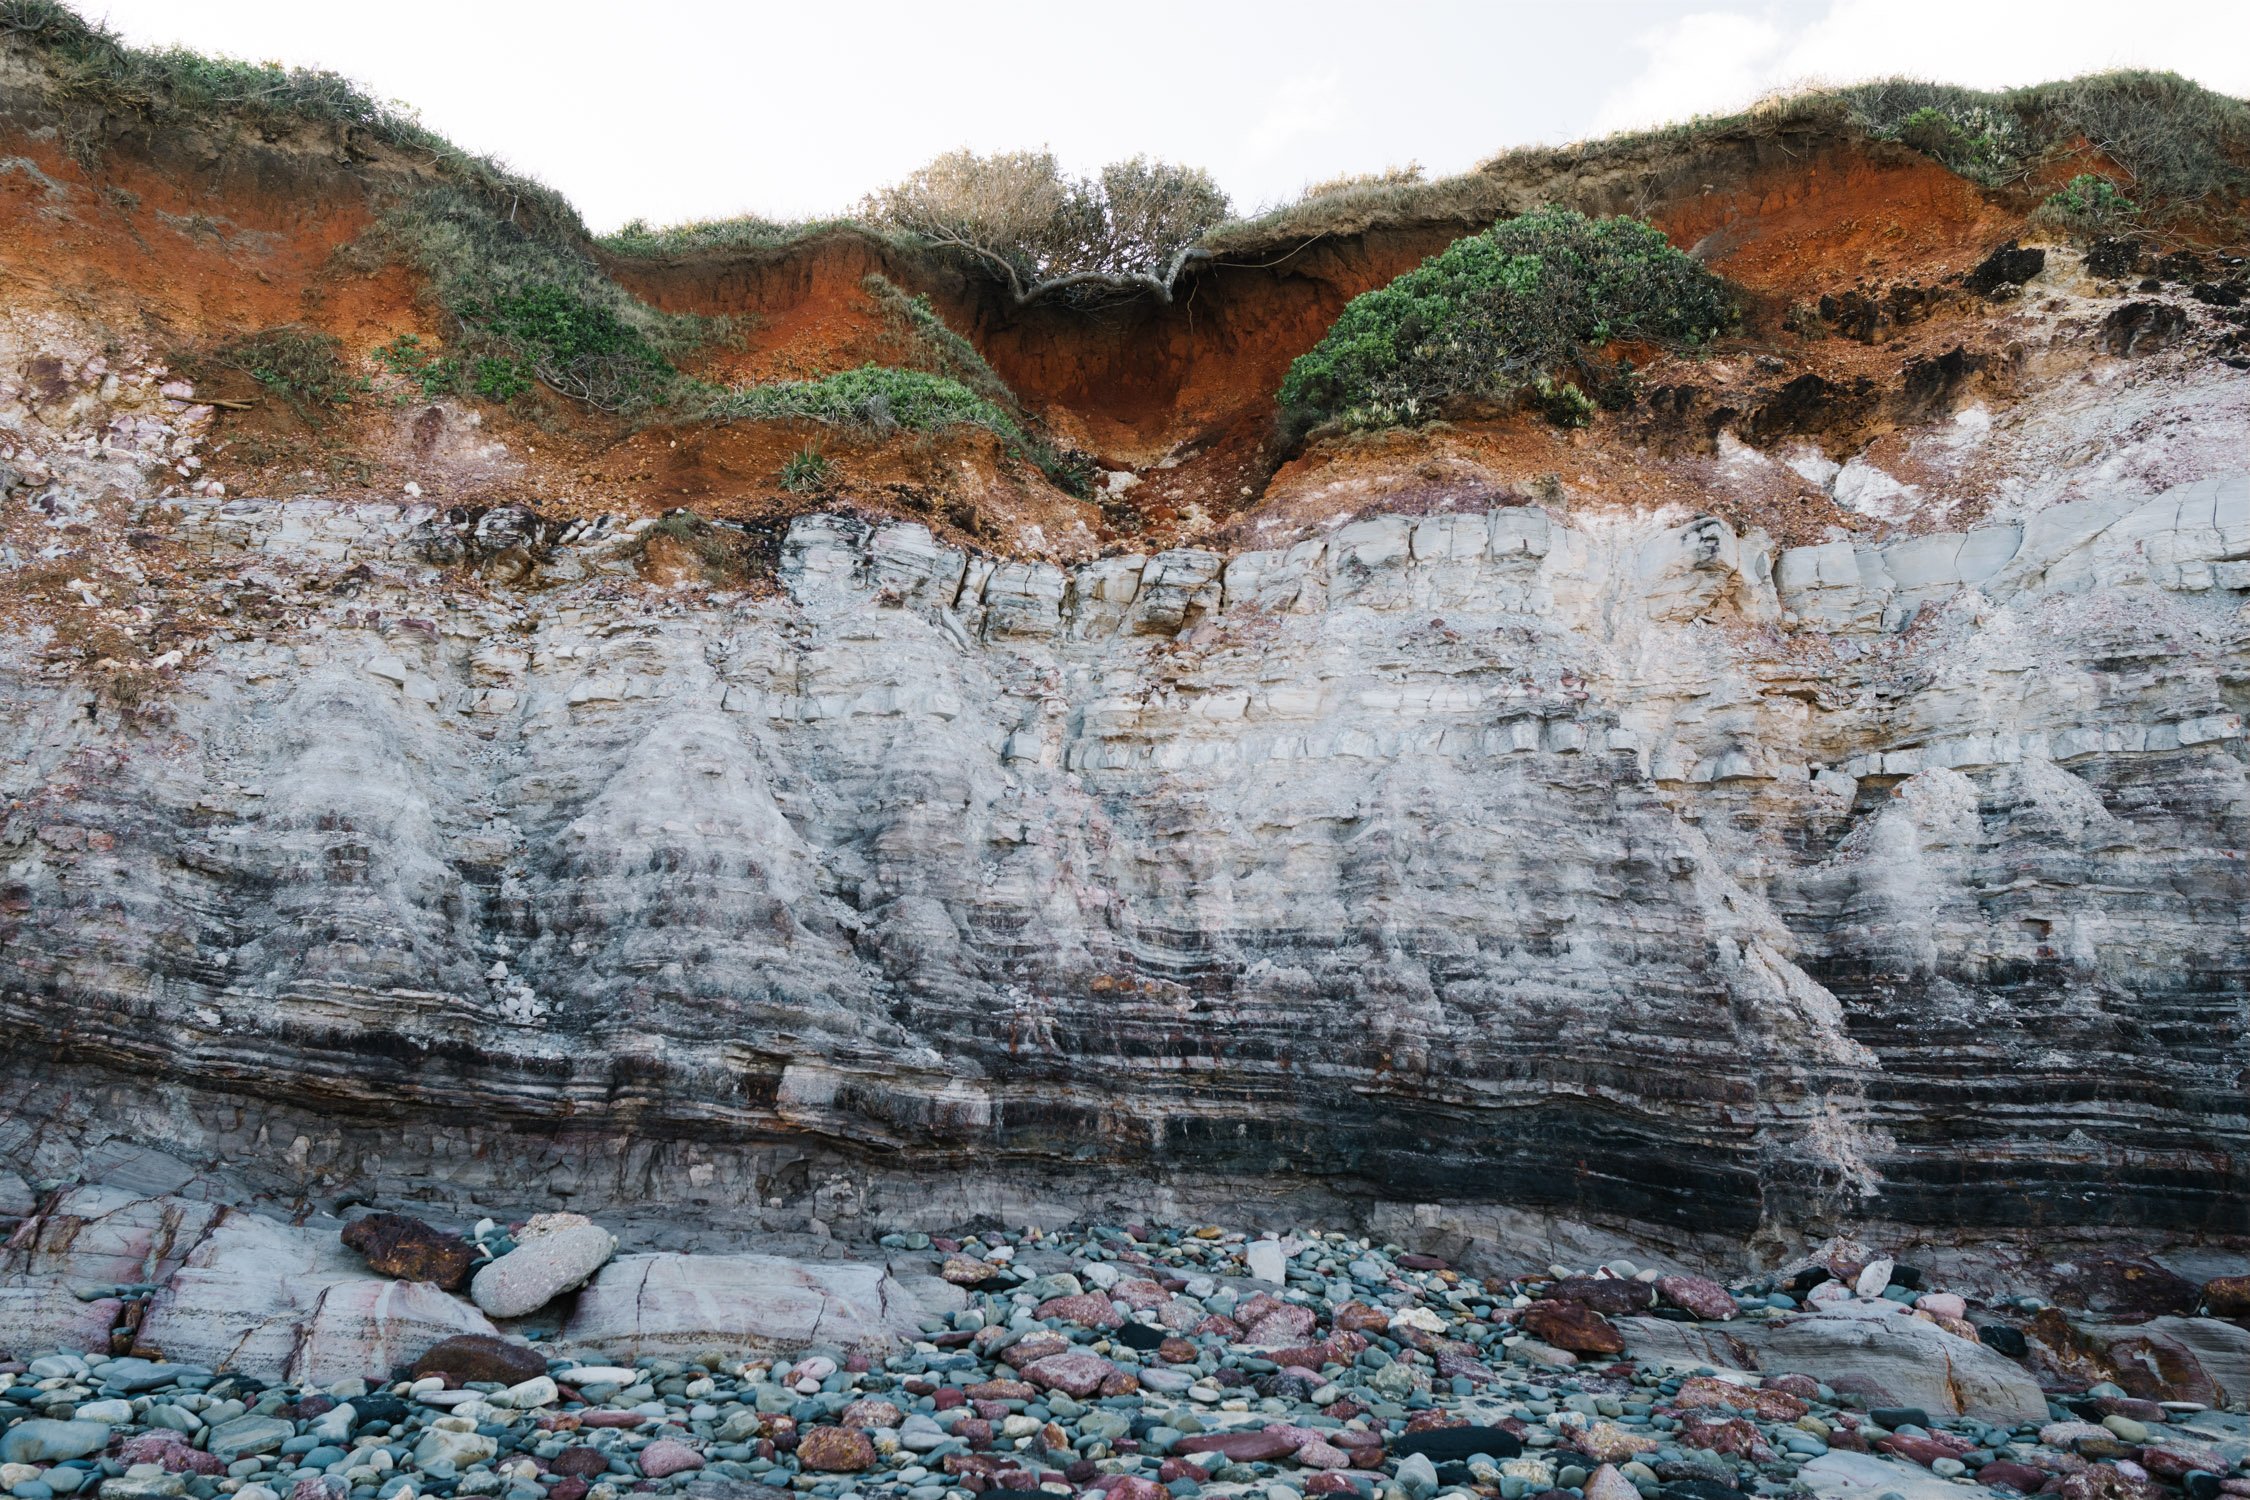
[
  {"left": 1, "top": 473, "right": 2245, "bottom": 1250},
  {"left": 0, "top": 1188, "right": 956, "bottom": 1379}
]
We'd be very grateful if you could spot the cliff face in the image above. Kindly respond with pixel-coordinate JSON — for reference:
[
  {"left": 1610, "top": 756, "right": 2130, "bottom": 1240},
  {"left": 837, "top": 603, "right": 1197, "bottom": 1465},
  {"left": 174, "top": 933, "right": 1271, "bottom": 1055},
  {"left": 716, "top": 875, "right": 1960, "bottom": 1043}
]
[
  {"left": 2, "top": 38, "right": 2247, "bottom": 1262},
  {"left": 3, "top": 471, "right": 2243, "bottom": 1251}
]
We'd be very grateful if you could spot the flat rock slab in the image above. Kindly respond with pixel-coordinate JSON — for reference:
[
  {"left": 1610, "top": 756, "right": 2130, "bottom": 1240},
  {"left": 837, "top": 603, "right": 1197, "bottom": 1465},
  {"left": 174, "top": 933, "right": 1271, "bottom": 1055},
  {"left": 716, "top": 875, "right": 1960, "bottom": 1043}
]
[
  {"left": 1753, "top": 1301, "right": 2047, "bottom": 1425},
  {"left": 553, "top": 1251, "right": 932, "bottom": 1360},
  {"left": 1612, "top": 1317, "right": 1758, "bottom": 1372},
  {"left": 137, "top": 1207, "right": 497, "bottom": 1382},
  {"left": 1799, "top": 1450, "right": 1968, "bottom": 1500},
  {"left": 0, "top": 1280, "right": 123, "bottom": 1358}
]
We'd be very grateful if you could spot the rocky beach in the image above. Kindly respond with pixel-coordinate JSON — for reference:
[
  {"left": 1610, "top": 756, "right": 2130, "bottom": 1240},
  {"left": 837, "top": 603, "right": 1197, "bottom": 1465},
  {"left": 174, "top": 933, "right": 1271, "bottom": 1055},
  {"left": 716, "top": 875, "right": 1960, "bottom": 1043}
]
[
  {"left": 0, "top": 17, "right": 2245, "bottom": 1500},
  {"left": 1, "top": 1201, "right": 2246, "bottom": 1500}
]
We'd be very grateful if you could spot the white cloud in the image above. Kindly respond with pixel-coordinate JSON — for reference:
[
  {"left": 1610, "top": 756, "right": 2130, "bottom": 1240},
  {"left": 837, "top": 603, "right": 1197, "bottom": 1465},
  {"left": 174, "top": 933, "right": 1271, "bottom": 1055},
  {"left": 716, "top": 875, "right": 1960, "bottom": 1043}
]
[
  {"left": 1591, "top": 12, "right": 1787, "bottom": 136},
  {"left": 1593, "top": 0, "right": 2250, "bottom": 141},
  {"left": 1244, "top": 72, "right": 1346, "bottom": 165}
]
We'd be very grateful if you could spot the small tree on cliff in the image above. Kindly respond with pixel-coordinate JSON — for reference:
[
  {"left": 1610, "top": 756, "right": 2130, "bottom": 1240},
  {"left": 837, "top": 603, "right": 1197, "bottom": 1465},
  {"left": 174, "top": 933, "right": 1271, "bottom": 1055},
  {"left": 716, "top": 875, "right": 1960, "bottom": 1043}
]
[{"left": 862, "top": 149, "right": 1229, "bottom": 305}]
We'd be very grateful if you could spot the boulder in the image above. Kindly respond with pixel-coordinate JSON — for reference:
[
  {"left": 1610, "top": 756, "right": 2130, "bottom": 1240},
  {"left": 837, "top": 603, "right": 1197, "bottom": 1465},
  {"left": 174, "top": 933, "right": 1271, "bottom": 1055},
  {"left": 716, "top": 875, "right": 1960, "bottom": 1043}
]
[
  {"left": 1799, "top": 1449, "right": 1968, "bottom": 1500},
  {"left": 412, "top": 1332, "right": 549, "bottom": 1385},
  {"left": 1390, "top": 1427, "right": 1524, "bottom": 1462},
  {"left": 1657, "top": 1275, "right": 1738, "bottom": 1321},
  {"left": 555, "top": 1251, "right": 938, "bottom": 1360},
  {"left": 136, "top": 1211, "right": 497, "bottom": 1382},
  {"left": 1520, "top": 1300, "right": 1625, "bottom": 1355},
  {"left": 1755, "top": 1301, "right": 2046, "bottom": 1424},
  {"left": 639, "top": 1440, "right": 706, "bottom": 1478},
  {"left": 1544, "top": 1277, "right": 1654, "bottom": 1317},
  {"left": 0, "top": 1281, "right": 123, "bottom": 1358},
  {"left": 2201, "top": 1275, "right": 2250, "bottom": 1320},
  {"left": 340, "top": 1214, "right": 474, "bottom": 1291},
  {"left": 470, "top": 1212, "right": 616, "bottom": 1318},
  {"left": 1670, "top": 1374, "right": 1807, "bottom": 1422},
  {"left": 2034, "top": 1311, "right": 2250, "bottom": 1406},
  {"left": 0, "top": 1419, "right": 112, "bottom": 1465},
  {"left": 1613, "top": 1317, "right": 1758, "bottom": 1372},
  {"left": 1020, "top": 1352, "right": 1119, "bottom": 1398},
  {"left": 1174, "top": 1429, "right": 1303, "bottom": 1462},
  {"left": 795, "top": 1428, "right": 873, "bottom": 1472}
]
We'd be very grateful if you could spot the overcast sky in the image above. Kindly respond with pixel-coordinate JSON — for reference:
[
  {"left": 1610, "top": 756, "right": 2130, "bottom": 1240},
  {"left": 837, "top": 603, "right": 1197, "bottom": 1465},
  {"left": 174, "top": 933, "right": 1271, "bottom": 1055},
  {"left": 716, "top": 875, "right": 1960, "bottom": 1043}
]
[{"left": 83, "top": 0, "right": 2250, "bottom": 232}]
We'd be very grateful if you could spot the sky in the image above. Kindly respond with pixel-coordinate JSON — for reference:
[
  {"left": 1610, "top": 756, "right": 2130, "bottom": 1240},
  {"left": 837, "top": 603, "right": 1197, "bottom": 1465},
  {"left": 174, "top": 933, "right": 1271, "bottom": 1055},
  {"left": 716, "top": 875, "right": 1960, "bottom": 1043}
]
[{"left": 80, "top": 0, "right": 2250, "bottom": 232}]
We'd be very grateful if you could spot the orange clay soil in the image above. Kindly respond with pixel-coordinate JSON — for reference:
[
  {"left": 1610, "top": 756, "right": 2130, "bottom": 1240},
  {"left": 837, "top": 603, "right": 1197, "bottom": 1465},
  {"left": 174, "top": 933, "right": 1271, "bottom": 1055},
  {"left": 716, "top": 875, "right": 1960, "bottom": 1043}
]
[{"left": 2, "top": 101, "right": 2080, "bottom": 567}]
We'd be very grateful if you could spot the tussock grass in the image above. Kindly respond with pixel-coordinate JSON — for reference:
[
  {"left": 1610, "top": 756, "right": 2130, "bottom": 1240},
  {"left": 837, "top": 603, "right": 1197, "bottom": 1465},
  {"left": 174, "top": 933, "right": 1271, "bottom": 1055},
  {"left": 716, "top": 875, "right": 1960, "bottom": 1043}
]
[
  {"left": 0, "top": 0, "right": 579, "bottom": 235},
  {"left": 365, "top": 187, "right": 713, "bottom": 415}
]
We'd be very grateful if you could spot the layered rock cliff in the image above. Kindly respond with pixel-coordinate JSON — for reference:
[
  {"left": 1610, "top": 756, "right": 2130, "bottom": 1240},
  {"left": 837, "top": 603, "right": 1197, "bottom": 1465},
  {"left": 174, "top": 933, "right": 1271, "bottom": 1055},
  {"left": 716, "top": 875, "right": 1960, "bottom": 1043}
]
[
  {"left": 1, "top": 25, "right": 2246, "bottom": 1264},
  {"left": 2, "top": 461, "right": 2242, "bottom": 1252}
]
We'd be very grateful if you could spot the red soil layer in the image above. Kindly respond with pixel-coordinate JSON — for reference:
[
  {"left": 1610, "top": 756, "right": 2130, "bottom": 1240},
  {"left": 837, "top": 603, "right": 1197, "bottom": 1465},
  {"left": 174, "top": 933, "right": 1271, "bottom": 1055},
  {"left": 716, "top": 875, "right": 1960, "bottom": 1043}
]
[{"left": 0, "top": 101, "right": 2058, "bottom": 562}]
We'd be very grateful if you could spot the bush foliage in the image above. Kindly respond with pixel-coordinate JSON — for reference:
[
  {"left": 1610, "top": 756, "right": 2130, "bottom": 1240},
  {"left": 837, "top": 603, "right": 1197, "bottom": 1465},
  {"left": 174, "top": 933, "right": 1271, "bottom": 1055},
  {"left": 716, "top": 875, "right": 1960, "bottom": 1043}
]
[
  {"left": 860, "top": 149, "right": 1228, "bottom": 301},
  {"left": 779, "top": 447, "right": 832, "bottom": 493},
  {"left": 2037, "top": 173, "right": 2139, "bottom": 230},
  {"left": 706, "top": 365, "right": 1028, "bottom": 440},
  {"left": 705, "top": 365, "right": 1091, "bottom": 494},
  {"left": 1838, "top": 72, "right": 2249, "bottom": 198},
  {"left": 862, "top": 274, "right": 1021, "bottom": 413},
  {"left": 1277, "top": 208, "right": 1733, "bottom": 432},
  {"left": 204, "top": 326, "right": 358, "bottom": 417},
  {"left": 369, "top": 188, "right": 708, "bottom": 414}
]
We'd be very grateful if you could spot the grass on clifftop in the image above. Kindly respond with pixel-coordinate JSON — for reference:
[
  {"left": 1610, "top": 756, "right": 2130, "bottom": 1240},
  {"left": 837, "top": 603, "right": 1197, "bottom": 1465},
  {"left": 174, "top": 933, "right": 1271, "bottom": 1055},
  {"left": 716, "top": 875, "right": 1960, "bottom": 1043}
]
[
  {"left": 1277, "top": 208, "right": 1734, "bottom": 435},
  {"left": 5, "top": 2, "right": 719, "bottom": 416},
  {"left": 0, "top": 0, "right": 580, "bottom": 235}
]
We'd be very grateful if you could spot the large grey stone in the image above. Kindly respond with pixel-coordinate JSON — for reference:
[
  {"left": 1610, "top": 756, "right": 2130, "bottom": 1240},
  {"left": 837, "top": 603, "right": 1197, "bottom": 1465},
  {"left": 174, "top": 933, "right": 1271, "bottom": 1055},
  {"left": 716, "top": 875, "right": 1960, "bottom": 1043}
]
[
  {"left": 470, "top": 1213, "right": 617, "bottom": 1319},
  {"left": 1752, "top": 1301, "right": 2047, "bottom": 1424},
  {"left": 0, "top": 1419, "right": 112, "bottom": 1464},
  {"left": 555, "top": 1251, "right": 949, "bottom": 1360}
]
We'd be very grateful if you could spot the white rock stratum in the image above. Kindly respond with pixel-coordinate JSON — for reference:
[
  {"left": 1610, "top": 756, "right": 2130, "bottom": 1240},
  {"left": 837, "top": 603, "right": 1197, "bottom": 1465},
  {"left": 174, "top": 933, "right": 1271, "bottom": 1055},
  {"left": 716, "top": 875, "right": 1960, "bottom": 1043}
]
[{"left": 0, "top": 473, "right": 2243, "bottom": 1251}]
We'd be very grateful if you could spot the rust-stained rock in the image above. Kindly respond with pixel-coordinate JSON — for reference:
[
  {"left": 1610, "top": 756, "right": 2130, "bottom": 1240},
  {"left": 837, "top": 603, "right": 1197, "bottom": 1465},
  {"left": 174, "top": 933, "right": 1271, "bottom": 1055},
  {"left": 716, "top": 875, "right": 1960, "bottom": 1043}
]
[
  {"left": 340, "top": 1213, "right": 474, "bottom": 1291},
  {"left": 1520, "top": 1299, "right": 1625, "bottom": 1355}
]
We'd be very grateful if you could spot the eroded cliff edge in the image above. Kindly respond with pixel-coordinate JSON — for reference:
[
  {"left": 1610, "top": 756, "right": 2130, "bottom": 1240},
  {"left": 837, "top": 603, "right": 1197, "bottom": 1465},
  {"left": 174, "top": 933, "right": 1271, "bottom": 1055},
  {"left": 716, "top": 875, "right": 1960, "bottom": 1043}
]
[{"left": 2, "top": 474, "right": 2242, "bottom": 1255}]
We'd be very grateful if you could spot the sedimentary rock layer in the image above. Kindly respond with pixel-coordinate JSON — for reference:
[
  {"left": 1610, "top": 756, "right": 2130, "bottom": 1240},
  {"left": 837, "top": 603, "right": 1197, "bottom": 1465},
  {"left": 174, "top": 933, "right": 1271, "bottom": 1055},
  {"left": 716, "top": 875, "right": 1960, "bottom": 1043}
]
[{"left": 3, "top": 474, "right": 2243, "bottom": 1246}]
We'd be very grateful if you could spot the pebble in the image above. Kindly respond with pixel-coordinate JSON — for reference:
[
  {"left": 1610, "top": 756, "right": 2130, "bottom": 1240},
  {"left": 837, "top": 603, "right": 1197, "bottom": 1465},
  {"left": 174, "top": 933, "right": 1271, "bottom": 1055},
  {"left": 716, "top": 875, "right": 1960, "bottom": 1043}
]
[
  {"left": 0, "top": 1425, "right": 109, "bottom": 1467},
  {"left": 0, "top": 1217, "right": 2231, "bottom": 1500}
]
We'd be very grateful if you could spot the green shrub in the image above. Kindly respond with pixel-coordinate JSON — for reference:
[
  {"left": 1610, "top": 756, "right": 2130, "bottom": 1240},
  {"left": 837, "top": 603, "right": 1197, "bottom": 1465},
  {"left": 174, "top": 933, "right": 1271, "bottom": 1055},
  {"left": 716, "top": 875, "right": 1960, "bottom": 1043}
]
[
  {"left": 1890, "top": 103, "right": 2032, "bottom": 183},
  {"left": 2013, "top": 71, "right": 2250, "bottom": 201},
  {"left": 862, "top": 274, "right": 1021, "bottom": 412},
  {"left": 205, "top": 326, "right": 357, "bottom": 417},
  {"left": 368, "top": 187, "right": 709, "bottom": 415},
  {"left": 706, "top": 365, "right": 1091, "bottom": 494},
  {"left": 2037, "top": 173, "right": 2139, "bottom": 230},
  {"left": 708, "top": 364, "right": 1028, "bottom": 440},
  {"left": 373, "top": 333, "right": 463, "bottom": 397},
  {"left": 463, "top": 283, "right": 676, "bottom": 411},
  {"left": 1528, "top": 376, "right": 1595, "bottom": 427},
  {"left": 1840, "top": 72, "right": 2250, "bottom": 201},
  {"left": 1277, "top": 208, "right": 1733, "bottom": 432},
  {"left": 779, "top": 447, "right": 832, "bottom": 493},
  {"left": 472, "top": 355, "right": 534, "bottom": 402}
]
